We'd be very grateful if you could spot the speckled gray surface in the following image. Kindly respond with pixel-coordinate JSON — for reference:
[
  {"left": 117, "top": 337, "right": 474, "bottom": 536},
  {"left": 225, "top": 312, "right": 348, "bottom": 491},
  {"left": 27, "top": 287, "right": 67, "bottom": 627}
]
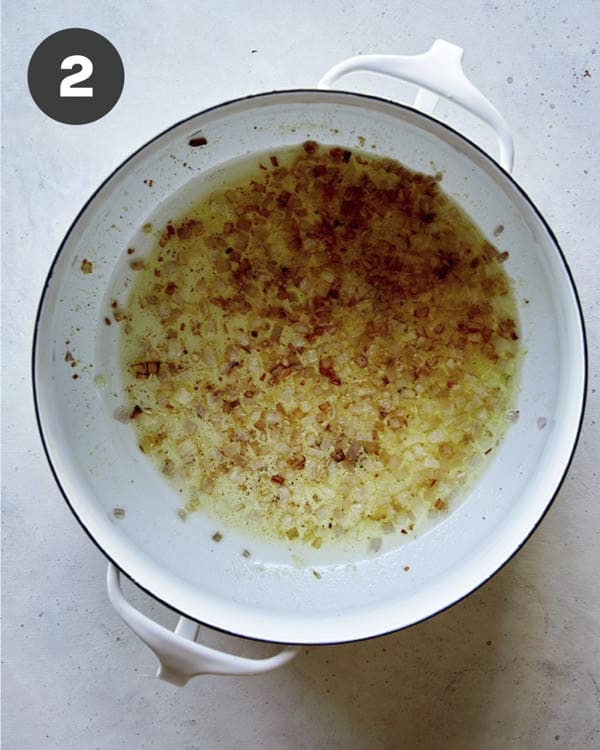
[{"left": 2, "top": 1, "right": 599, "bottom": 748}]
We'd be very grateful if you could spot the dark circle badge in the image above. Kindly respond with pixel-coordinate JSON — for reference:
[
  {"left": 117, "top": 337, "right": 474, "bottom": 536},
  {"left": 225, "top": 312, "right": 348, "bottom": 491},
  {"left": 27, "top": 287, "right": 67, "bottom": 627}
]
[{"left": 28, "top": 28, "right": 124, "bottom": 125}]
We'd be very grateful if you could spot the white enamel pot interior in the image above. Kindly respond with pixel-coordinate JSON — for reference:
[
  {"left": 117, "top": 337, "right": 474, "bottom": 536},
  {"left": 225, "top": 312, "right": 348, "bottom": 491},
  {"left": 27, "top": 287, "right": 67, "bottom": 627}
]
[{"left": 34, "top": 91, "right": 586, "bottom": 644}]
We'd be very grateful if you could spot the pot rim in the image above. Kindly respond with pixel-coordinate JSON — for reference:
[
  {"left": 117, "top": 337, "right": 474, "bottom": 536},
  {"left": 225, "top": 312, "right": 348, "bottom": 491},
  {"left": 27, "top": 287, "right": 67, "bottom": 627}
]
[{"left": 32, "top": 88, "right": 588, "bottom": 645}]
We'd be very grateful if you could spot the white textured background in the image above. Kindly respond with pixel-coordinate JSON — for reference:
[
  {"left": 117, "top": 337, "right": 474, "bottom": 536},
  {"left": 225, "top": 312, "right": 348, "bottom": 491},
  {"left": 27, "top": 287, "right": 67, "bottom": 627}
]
[{"left": 2, "top": 1, "right": 599, "bottom": 748}]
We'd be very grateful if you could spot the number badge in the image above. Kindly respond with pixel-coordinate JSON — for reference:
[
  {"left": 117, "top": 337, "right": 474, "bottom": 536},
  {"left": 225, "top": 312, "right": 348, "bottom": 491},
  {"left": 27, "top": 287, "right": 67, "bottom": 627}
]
[{"left": 28, "top": 28, "right": 124, "bottom": 124}]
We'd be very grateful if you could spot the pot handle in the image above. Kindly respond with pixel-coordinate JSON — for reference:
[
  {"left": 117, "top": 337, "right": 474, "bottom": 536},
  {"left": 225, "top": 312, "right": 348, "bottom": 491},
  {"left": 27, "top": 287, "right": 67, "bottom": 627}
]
[
  {"left": 318, "top": 39, "right": 514, "bottom": 172},
  {"left": 106, "top": 563, "right": 299, "bottom": 686}
]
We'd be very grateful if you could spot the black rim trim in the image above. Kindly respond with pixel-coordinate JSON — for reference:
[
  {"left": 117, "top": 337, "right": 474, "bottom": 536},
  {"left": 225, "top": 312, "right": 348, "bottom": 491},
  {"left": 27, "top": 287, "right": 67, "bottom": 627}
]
[{"left": 32, "top": 88, "right": 588, "bottom": 646}]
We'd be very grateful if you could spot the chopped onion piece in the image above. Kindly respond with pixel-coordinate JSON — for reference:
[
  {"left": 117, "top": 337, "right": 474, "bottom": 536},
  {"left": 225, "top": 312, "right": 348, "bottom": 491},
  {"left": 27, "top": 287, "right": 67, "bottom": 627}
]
[
  {"left": 368, "top": 537, "right": 382, "bottom": 553},
  {"left": 270, "top": 323, "right": 283, "bottom": 342},
  {"left": 346, "top": 440, "right": 361, "bottom": 463},
  {"left": 203, "top": 347, "right": 216, "bottom": 367}
]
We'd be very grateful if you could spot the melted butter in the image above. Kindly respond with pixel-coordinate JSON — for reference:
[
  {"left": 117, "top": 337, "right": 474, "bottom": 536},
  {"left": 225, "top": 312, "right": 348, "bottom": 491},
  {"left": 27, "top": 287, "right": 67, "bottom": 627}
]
[{"left": 120, "top": 142, "right": 521, "bottom": 550}]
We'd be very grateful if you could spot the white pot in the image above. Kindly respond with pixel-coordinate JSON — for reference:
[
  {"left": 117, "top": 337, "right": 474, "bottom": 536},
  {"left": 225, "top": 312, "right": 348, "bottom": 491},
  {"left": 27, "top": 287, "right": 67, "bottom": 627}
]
[{"left": 33, "top": 41, "right": 586, "bottom": 684}]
